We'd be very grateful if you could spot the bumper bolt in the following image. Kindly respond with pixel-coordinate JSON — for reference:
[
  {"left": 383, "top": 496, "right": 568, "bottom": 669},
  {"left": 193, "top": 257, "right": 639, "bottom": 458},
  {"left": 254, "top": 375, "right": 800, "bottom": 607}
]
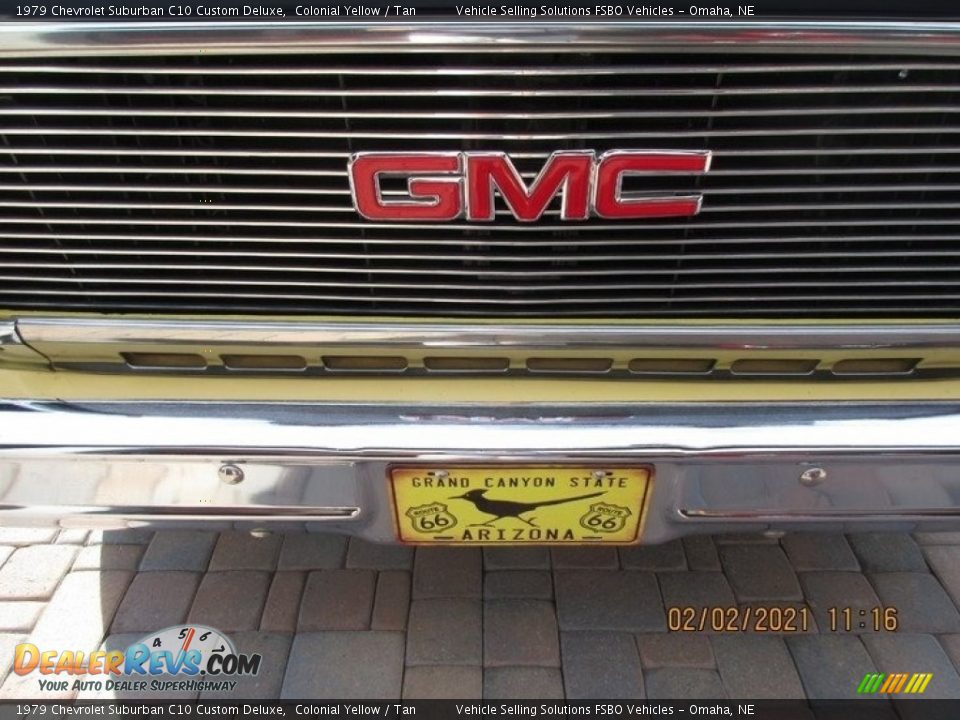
[
  {"left": 218, "top": 463, "right": 245, "bottom": 485},
  {"left": 799, "top": 467, "right": 827, "bottom": 487}
]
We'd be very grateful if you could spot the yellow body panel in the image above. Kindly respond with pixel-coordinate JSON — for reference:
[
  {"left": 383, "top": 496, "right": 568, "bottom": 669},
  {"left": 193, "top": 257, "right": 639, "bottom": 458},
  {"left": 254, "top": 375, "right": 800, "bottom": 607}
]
[
  {"left": 4, "top": 311, "right": 960, "bottom": 402},
  {"left": 2, "top": 366, "right": 960, "bottom": 403}
]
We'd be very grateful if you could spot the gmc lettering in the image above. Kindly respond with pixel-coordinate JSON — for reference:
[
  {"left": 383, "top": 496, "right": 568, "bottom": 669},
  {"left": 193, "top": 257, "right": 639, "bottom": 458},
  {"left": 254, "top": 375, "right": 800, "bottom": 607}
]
[{"left": 348, "top": 150, "right": 711, "bottom": 222}]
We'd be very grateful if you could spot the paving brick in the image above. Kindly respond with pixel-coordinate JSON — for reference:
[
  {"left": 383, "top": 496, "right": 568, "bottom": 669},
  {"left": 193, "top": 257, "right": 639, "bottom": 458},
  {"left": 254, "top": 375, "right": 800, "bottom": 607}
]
[
  {"left": 720, "top": 544, "right": 802, "bottom": 601},
  {"left": 483, "top": 547, "right": 550, "bottom": 570},
  {"left": 277, "top": 533, "right": 347, "bottom": 570},
  {"left": 483, "top": 668, "right": 564, "bottom": 699},
  {"left": 346, "top": 538, "right": 413, "bottom": 570},
  {"left": 484, "top": 571, "right": 552, "bottom": 599},
  {"left": 915, "top": 532, "right": 960, "bottom": 546},
  {"left": 644, "top": 668, "right": 727, "bottom": 699},
  {"left": 713, "top": 635, "right": 805, "bottom": 699},
  {"left": 561, "top": 632, "right": 644, "bottom": 699},
  {"left": 55, "top": 529, "right": 89, "bottom": 545},
  {"left": 861, "top": 634, "right": 960, "bottom": 699},
  {"left": 787, "top": 635, "right": 877, "bottom": 699},
  {"left": 782, "top": 534, "right": 859, "bottom": 571},
  {"left": 87, "top": 529, "right": 154, "bottom": 545},
  {"left": 201, "top": 632, "right": 291, "bottom": 700},
  {"left": 620, "top": 540, "right": 687, "bottom": 571},
  {"left": 0, "top": 633, "right": 75, "bottom": 699},
  {"left": 260, "top": 572, "right": 305, "bottom": 632},
  {"left": 938, "top": 634, "right": 960, "bottom": 673},
  {"left": 849, "top": 533, "right": 928, "bottom": 572},
  {"left": 29, "top": 571, "right": 132, "bottom": 653},
  {"left": 371, "top": 570, "right": 410, "bottom": 631},
  {"left": 281, "top": 631, "right": 404, "bottom": 699},
  {"left": 403, "top": 666, "right": 482, "bottom": 699},
  {"left": 657, "top": 572, "right": 736, "bottom": 612},
  {"left": 138, "top": 530, "right": 217, "bottom": 572},
  {"left": 0, "top": 546, "right": 12, "bottom": 569},
  {"left": 0, "top": 528, "right": 57, "bottom": 546},
  {"left": 0, "top": 545, "right": 78, "bottom": 599},
  {"left": 73, "top": 544, "right": 145, "bottom": 572},
  {"left": 869, "top": 573, "right": 960, "bottom": 633},
  {"left": 208, "top": 531, "right": 282, "bottom": 571},
  {"left": 111, "top": 571, "right": 200, "bottom": 633},
  {"left": 484, "top": 599, "right": 560, "bottom": 667},
  {"left": 551, "top": 547, "right": 619, "bottom": 569},
  {"left": 682, "top": 536, "right": 721, "bottom": 571},
  {"left": 555, "top": 570, "right": 665, "bottom": 632},
  {"left": 188, "top": 571, "right": 271, "bottom": 632},
  {"left": 0, "top": 602, "right": 44, "bottom": 632},
  {"left": 406, "top": 599, "right": 481, "bottom": 666},
  {"left": 922, "top": 545, "right": 960, "bottom": 607},
  {"left": 636, "top": 634, "right": 714, "bottom": 668},
  {"left": 0, "top": 634, "right": 26, "bottom": 685},
  {"left": 412, "top": 547, "right": 481, "bottom": 598},
  {"left": 298, "top": 569, "right": 376, "bottom": 631},
  {"left": 799, "top": 572, "right": 882, "bottom": 633},
  {"left": 715, "top": 533, "right": 779, "bottom": 544}
]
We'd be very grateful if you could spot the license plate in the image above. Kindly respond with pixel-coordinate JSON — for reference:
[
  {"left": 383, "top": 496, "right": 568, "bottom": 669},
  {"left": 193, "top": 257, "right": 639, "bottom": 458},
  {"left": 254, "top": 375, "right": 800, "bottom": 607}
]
[{"left": 390, "top": 465, "right": 651, "bottom": 545}]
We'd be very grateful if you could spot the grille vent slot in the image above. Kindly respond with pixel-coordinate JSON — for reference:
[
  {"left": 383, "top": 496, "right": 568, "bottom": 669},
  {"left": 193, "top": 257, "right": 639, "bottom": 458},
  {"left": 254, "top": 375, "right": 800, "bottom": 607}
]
[{"left": 100, "top": 351, "right": 951, "bottom": 380}]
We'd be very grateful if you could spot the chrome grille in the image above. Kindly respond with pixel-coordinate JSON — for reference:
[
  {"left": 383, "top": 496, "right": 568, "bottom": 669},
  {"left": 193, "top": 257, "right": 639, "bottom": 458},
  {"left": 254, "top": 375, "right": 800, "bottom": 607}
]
[{"left": 1, "top": 49, "right": 960, "bottom": 317}]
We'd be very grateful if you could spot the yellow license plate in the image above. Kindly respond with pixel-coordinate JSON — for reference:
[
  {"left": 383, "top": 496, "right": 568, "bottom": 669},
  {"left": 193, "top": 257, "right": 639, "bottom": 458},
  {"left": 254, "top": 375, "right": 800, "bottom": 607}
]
[{"left": 390, "top": 465, "right": 651, "bottom": 545}]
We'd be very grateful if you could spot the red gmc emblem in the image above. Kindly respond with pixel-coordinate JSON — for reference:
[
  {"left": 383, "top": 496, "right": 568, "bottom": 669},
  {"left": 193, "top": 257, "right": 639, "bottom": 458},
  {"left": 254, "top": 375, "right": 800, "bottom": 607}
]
[{"left": 348, "top": 150, "right": 712, "bottom": 222}]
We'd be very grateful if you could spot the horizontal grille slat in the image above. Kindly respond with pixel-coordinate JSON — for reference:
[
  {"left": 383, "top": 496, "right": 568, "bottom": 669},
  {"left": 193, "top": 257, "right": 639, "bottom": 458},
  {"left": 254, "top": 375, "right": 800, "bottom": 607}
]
[
  {"left": 3, "top": 165, "right": 960, "bottom": 178},
  {"left": 4, "top": 217, "right": 959, "bottom": 231},
  {"left": 4, "top": 62, "right": 959, "bottom": 76},
  {"left": 4, "top": 126, "right": 960, "bottom": 139},
  {"left": 5, "top": 183, "right": 960, "bottom": 195},
  {"left": 5, "top": 83, "right": 960, "bottom": 96},
  {"left": 6, "top": 146, "right": 960, "bottom": 159},
  {"left": 3, "top": 47, "right": 960, "bottom": 318},
  {"left": 3, "top": 262, "right": 960, "bottom": 278},
  {"left": 5, "top": 106, "right": 960, "bottom": 119}
]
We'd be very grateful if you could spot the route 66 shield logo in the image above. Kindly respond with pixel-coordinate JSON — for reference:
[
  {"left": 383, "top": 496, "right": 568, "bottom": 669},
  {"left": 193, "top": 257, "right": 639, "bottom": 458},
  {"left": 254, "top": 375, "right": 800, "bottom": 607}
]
[
  {"left": 405, "top": 502, "right": 458, "bottom": 534},
  {"left": 579, "top": 502, "right": 632, "bottom": 534}
]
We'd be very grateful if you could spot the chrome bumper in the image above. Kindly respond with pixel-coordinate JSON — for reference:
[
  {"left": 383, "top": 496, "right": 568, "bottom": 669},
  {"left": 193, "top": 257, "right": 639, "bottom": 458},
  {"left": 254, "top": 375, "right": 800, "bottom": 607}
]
[{"left": 2, "top": 400, "right": 960, "bottom": 542}]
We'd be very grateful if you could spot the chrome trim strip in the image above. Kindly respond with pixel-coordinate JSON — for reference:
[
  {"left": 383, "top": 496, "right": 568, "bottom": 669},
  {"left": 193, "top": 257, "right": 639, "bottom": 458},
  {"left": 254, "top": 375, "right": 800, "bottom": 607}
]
[
  {"left": 681, "top": 509, "right": 960, "bottom": 519},
  {"left": 18, "top": 317, "right": 960, "bottom": 351},
  {"left": 2, "top": 400, "right": 960, "bottom": 454},
  {"left": 6, "top": 60, "right": 960, "bottom": 75},
  {"left": 4, "top": 401, "right": 960, "bottom": 539},
  {"left": 0, "top": 321, "right": 50, "bottom": 369},
  {"left": 0, "top": 505, "right": 361, "bottom": 521},
  {"left": 2, "top": 22, "right": 960, "bottom": 58}
]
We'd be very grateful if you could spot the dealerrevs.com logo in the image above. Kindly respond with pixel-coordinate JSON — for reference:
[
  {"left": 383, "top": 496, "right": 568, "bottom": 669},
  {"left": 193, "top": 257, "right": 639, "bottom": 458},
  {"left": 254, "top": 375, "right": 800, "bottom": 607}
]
[
  {"left": 348, "top": 150, "right": 711, "bottom": 222},
  {"left": 14, "top": 625, "right": 261, "bottom": 695}
]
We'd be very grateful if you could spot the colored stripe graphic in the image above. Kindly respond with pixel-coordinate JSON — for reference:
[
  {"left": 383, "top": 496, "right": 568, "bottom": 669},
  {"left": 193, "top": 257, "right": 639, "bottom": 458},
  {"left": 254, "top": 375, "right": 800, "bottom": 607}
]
[{"left": 857, "top": 672, "right": 933, "bottom": 694}]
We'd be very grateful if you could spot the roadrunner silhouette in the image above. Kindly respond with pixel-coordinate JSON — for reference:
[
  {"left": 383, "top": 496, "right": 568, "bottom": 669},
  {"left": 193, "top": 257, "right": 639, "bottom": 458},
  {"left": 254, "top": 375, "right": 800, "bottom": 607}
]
[{"left": 450, "top": 488, "right": 606, "bottom": 527}]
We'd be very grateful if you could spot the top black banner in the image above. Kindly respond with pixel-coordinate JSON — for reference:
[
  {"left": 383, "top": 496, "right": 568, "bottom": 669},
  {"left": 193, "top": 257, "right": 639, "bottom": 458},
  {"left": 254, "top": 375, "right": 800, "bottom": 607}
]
[{"left": 1, "top": 0, "right": 959, "bottom": 21}]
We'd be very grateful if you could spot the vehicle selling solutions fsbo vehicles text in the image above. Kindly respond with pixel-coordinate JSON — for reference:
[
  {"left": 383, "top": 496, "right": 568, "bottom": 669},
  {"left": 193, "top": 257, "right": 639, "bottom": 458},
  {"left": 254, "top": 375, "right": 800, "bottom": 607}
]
[{"left": 455, "top": 6, "right": 754, "bottom": 17}]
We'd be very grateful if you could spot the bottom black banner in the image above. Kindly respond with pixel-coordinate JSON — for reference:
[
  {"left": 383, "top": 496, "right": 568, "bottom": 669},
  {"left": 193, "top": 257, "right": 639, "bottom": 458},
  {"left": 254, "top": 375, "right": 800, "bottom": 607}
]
[{"left": 0, "top": 700, "right": 957, "bottom": 720}]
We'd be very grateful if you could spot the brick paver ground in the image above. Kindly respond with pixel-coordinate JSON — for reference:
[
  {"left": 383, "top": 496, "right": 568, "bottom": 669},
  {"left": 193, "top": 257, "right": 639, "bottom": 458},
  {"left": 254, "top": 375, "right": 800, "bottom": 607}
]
[{"left": 1, "top": 529, "right": 960, "bottom": 700}]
